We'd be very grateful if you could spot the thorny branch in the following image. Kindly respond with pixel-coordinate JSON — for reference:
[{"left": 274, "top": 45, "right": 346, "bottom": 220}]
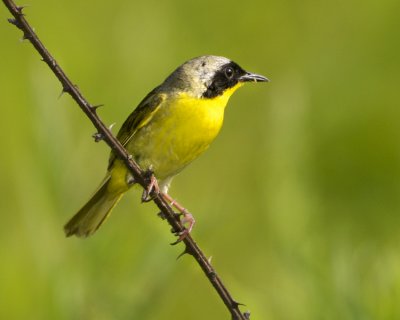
[{"left": 2, "top": 1, "right": 251, "bottom": 319}]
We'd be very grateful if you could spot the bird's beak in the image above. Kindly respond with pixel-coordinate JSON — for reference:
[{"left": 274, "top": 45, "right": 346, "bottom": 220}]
[{"left": 239, "top": 72, "right": 269, "bottom": 83}]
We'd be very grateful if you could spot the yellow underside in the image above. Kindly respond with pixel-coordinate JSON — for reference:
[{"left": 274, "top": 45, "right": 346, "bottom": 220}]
[{"left": 108, "top": 83, "right": 243, "bottom": 193}]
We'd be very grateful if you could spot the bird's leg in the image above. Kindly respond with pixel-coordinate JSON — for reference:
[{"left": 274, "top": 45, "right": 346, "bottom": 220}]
[
  {"left": 141, "top": 169, "right": 194, "bottom": 241},
  {"left": 141, "top": 168, "right": 160, "bottom": 202},
  {"left": 162, "top": 192, "right": 195, "bottom": 241}
]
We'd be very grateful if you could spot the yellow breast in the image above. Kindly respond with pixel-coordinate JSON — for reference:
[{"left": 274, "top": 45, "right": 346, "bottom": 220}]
[{"left": 126, "top": 84, "right": 242, "bottom": 180}]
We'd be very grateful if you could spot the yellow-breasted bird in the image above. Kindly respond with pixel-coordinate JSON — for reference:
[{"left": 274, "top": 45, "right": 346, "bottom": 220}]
[{"left": 64, "top": 55, "right": 268, "bottom": 238}]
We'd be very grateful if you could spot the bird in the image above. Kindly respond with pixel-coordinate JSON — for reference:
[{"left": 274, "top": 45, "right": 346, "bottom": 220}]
[{"left": 64, "top": 55, "right": 268, "bottom": 238}]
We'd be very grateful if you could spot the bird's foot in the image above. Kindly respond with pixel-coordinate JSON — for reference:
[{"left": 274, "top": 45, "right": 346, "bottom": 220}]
[
  {"left": 162, "top": 193, "right": 196, "bottom": 242},
  {"left": 176, "top": 209, "right": 195, "bottom": 242},
  {"left": 141, "top": 169, "right": 160, "bottom": 202}
]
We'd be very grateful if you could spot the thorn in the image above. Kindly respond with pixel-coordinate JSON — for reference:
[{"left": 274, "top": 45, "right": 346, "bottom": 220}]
[
  {"left": 17, "top": 5, "right": 29, "bottom": 14},
  {"left": 208, "top": 256, "right": 213, "bottom": 264},
  {"left": 157, "top": 211, "right": 167, "bottom": 220},
  {"left": 92, "top": 104, "right": 104, "bottom": 111},
  {"left": 232, "top": 300, "right": 246, "bottom": 309},
  {"left": 7, "top": 18, "right": 16, "bottom": 25},
  {"left": 92, "top": 132, "right": 104, "bottom": 142},
  {"left": 176, "top": 247, "right": 190, "bottom": 260},
  {"left": 243, "top": 311, "right": 251, "bottom": 319},
  {"left": 234, "top": 300, "right": 246, "bottom": 308},
  {"left": 58, "top": 86, "right": 69, "bottom": 99},
  {"left": 108, "top": 122, "right": 116, "bottom": 131},
  {"left": 21, "top": 26, "right": 35, "bottom": 40},
  {"left": 170, "top": 226, "right": 180, "bottom": 235},
  {"left": 21, "top": 33, "right": 31, "bottom": 41},
  {"left": 7, "top": 18, "right": 20, "bottom": 28},
  {"left": 127, "top": 154, "right": 133, "bottom": 160},
  {"left": 176, "top": 245, "right": 193, "bottom": 259},
  {"left": 170, "top": 227, "right": 193, "bottom": 245},
  {"left": 170, "top": 235, "right": 184, "bottom": 246}
]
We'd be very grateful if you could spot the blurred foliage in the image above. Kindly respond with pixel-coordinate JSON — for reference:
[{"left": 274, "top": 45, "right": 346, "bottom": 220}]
[{"left": 1, "top": 0, "right": 400, "bottom": 319}]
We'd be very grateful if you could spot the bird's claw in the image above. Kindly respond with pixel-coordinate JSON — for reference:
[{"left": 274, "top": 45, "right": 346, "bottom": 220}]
[
  {"left": 180, "top": 211, "right": 195, "bottom": 233},
  {"left": 141, "top": 169, "right": 159, "bottom": 202},
  {"left": 160, "top": 193, "right": 195, "bottom": 243},
  {"left": 171, "top": 210, "right": 195, "bottom": 244}
]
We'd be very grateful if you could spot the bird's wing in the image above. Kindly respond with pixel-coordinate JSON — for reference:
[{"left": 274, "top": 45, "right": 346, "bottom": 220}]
[{"left": 108, "top": 87, "right": 166, "bottom": 168}]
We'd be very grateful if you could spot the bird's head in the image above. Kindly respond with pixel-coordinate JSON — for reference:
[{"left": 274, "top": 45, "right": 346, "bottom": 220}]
[{"left": 163, "top": 55, "right": 269, "bottom": 99}]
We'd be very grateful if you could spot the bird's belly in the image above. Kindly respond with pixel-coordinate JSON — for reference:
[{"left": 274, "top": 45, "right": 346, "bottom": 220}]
[{"left": 127, "top": 96, "right": 225, "bottom": 179}]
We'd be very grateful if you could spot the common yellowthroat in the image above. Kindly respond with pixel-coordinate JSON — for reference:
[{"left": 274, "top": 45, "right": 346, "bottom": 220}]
[{"left": 64, "top": 55, "right": 268, "bottom": 238}]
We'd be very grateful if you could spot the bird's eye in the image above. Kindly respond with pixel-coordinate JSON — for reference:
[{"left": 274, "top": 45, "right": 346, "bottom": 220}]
[{"left": 224, "top": 67, "right": 234, "bottom": 79}]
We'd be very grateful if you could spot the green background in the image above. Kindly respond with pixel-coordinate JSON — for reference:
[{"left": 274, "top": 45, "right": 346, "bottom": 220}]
[{"left": 1, "top": 0, "right": 400, "bottom": 319}]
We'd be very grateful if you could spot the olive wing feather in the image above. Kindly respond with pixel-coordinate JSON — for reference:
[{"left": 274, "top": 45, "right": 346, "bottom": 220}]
[{"left": 108, "top": 87, "right": 166, "bottom": 168}]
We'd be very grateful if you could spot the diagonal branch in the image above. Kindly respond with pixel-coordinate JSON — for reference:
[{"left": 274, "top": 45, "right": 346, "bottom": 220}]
[{"left": 2, "top": 1, "right": 250, "bottom": 319}]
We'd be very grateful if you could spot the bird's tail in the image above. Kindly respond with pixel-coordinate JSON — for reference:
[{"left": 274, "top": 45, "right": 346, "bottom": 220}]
[{"left": 64, "top": 176, "right": 124, "bottom": 238}]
